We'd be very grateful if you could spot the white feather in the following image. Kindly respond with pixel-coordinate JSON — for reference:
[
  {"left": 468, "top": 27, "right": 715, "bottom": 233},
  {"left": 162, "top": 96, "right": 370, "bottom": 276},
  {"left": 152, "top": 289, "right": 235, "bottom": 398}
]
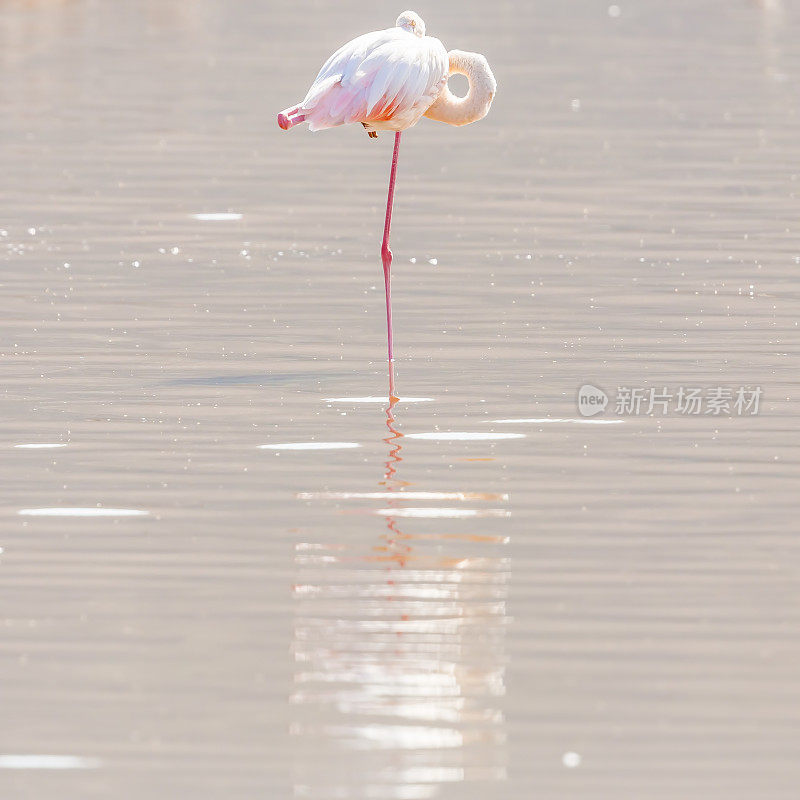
[{"left": 296, "top": 25, "right": 448, "bottom": 132}]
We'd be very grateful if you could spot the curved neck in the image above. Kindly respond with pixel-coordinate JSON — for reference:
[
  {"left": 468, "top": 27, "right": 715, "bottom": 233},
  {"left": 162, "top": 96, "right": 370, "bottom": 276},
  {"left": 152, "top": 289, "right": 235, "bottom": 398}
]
[{"left": 424, "top": 49, "right": 496, "bottom": 127}]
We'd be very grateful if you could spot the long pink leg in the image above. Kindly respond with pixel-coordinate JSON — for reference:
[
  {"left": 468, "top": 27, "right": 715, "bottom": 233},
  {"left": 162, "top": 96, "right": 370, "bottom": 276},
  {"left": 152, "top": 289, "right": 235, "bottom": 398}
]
[{"left": 381, "top": 131, "right": 401, "bottom": 362}]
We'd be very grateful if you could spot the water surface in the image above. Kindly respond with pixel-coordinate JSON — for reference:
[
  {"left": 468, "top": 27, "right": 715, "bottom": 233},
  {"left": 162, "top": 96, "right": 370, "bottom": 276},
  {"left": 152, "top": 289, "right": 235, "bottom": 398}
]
[{"left": 2, "top": 0, "right": 799, "bottom": 797}]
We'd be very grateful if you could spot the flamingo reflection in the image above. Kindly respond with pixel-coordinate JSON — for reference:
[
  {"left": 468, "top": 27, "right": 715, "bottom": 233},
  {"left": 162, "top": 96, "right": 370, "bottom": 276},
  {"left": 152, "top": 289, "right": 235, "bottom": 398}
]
[{"left": 291, "top": 364, "right": 509, "bottom": 798}]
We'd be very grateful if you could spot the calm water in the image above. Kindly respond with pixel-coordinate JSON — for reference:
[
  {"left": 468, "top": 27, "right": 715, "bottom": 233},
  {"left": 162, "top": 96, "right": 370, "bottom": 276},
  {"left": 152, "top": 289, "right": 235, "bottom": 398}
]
[{"left": 2, "top": 0, "right": 800, "bottom": 797}]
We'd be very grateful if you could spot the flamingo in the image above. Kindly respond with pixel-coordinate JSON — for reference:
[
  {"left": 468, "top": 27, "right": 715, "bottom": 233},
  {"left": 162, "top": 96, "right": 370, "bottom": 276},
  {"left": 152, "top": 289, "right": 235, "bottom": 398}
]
[{"left": 278, "top": 10, "right": 496, "bottom": 365}]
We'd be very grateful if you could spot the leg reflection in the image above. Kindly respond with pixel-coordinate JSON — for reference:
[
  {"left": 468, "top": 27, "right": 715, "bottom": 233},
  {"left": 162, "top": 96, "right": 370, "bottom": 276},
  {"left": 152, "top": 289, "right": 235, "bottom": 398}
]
[{"left": 291, "top": 367, "right": 509, "bottom": 798}]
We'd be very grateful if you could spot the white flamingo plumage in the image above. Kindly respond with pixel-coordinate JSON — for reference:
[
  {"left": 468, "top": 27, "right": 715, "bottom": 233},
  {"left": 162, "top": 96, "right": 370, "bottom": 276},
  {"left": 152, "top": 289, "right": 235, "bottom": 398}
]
[{"left": 278, "top": 10, "right": 496, "bottom": 371}]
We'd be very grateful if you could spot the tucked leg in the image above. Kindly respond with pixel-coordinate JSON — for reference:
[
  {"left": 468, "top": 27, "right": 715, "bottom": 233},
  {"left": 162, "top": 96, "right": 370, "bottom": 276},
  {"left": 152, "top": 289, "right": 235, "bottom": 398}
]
[{"left": 277, "top": 106, "right": 306, "bottom": 130}]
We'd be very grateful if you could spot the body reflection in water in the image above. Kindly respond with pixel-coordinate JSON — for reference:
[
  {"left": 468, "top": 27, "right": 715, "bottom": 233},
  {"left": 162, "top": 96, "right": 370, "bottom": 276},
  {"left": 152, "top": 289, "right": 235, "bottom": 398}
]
[{"left": 291, "top": 364, "right": 509, "bottom": 799}]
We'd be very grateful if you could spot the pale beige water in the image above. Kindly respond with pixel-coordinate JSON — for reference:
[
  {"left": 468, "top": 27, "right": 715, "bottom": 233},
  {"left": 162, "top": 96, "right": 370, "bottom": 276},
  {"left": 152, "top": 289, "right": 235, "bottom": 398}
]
[{"left": 2, "top": 0, "right": 800, "bottom": 797}]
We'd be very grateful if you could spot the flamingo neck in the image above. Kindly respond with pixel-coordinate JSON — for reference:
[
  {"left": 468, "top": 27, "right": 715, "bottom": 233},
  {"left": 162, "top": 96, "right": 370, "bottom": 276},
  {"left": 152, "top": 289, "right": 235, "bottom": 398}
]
[{"left": 424, "top": 50, "right": 496, "bottom": 127}]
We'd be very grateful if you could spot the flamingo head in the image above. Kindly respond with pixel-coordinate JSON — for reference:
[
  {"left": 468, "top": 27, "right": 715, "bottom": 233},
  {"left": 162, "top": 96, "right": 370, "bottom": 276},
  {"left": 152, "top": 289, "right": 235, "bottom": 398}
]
[{"left": 396, "top": 10, "right": 425, "bottom": 38}]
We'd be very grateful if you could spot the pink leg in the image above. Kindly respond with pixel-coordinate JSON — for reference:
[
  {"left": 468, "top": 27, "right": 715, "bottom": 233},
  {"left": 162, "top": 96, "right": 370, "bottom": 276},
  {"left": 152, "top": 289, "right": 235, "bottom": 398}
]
[
  {"left": 382, "top": 131, "right": 401, "bottom": 362},
  {"left": 277, "top": 106, "right": 306, "bottom": 130},
  {"left": 388, "top": 359, "right": 398, "bottom": 403}
]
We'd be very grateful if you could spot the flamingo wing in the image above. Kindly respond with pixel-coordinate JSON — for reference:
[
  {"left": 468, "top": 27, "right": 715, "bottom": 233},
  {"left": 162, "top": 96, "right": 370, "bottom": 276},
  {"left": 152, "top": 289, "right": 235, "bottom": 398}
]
[{"left": 297, "top": 28, "right": 448, "bottom": 131}]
